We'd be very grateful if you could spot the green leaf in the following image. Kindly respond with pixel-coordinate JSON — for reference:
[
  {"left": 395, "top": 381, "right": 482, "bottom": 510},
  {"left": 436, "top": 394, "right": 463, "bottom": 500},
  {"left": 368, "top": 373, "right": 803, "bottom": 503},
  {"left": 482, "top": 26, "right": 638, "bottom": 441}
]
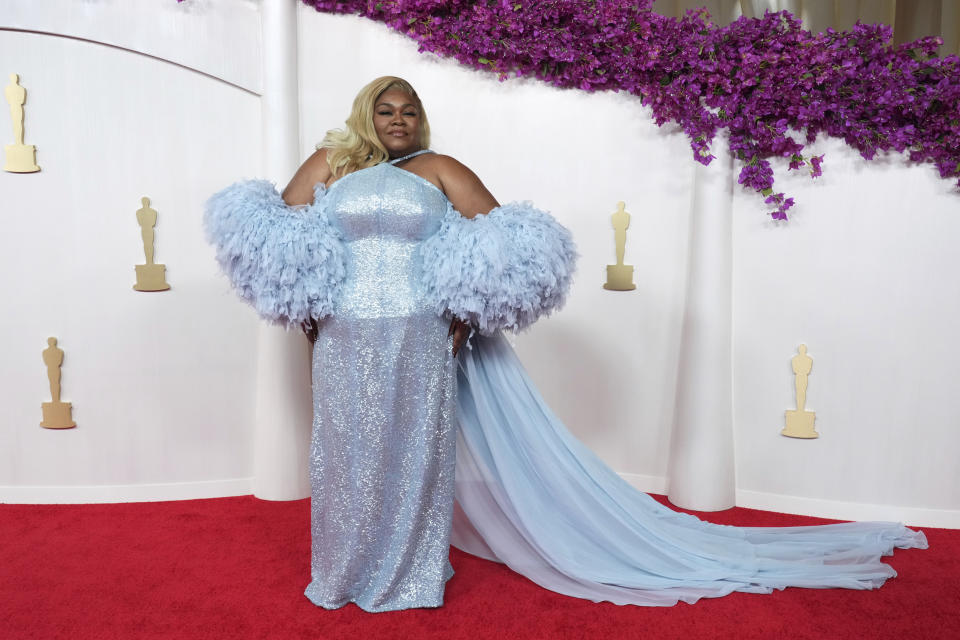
[
  {"left": 407, "top": 17, "right": 417, "bottom": 26},
  {"left": 478, "top": 58, "right": 491, "bottom": 65},
  {"left": 761, "top": 188, "right": 773, "bottom": 196}
]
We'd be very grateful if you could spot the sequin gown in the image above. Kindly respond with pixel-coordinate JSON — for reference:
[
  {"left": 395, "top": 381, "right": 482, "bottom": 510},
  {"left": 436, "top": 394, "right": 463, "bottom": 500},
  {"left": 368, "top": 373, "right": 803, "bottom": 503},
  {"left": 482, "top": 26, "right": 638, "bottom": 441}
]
[{"left": 303, "top": 153, "right": 457, "bottom": 612}]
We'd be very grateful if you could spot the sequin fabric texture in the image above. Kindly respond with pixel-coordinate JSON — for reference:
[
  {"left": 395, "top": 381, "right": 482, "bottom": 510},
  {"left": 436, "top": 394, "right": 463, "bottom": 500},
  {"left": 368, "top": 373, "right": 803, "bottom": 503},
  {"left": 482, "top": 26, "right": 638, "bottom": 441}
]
[{"left": 305, "top": 156, "right": 458, "bottom": 612}]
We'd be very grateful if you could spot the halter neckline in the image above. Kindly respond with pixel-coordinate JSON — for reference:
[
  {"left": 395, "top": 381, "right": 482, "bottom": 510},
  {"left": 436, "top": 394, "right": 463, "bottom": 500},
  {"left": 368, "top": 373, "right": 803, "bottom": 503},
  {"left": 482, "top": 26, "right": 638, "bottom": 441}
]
[{"left": 388, "top": 149, "right": 434, "bottom": 165}]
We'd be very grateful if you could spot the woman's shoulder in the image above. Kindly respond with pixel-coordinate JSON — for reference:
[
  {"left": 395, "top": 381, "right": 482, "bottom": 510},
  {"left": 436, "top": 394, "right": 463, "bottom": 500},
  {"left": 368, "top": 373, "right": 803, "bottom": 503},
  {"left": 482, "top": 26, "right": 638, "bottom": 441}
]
[
  {"left": 305, "top": 147, "right": 333, "bottom": 177},
  {"left": 420, "top": 153, "right": 482, "bottom": 189},
  {"left": 419, "top": 153, "right": 498, "bottom": 218},
  {"left": 421, "top": 152, "right": 468, "bottom": 173},
  {"left": 282, "top": 147, "right": 332, "bottom": 205}
]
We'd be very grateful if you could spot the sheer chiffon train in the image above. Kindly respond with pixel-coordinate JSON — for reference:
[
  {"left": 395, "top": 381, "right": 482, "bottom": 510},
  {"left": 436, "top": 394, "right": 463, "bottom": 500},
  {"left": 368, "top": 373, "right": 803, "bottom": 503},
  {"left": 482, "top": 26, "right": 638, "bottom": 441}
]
[{"left": 451, "top": 333, "right": 928, "bottom": 606}]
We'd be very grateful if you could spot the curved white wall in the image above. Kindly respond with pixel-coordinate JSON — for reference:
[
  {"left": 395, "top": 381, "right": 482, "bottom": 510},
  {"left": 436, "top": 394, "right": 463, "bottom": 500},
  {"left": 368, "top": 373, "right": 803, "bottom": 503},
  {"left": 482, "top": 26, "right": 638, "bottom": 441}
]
[
  {"left": 732, "top": 136, "right": 960, "bottom": 524},
  {"left": 0, "top": 8, "right": 263, "bottom": 501}
]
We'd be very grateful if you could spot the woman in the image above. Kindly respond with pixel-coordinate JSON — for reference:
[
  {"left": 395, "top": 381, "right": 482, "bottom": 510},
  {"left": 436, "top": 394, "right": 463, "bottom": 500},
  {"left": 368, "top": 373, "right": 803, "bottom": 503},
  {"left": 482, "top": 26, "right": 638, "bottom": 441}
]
[
  {"left": 205, "top": 76, "right": 925, "bottom": 613},
  {"left": 280, "top": 77, "right": 509, "bottom": 612}
]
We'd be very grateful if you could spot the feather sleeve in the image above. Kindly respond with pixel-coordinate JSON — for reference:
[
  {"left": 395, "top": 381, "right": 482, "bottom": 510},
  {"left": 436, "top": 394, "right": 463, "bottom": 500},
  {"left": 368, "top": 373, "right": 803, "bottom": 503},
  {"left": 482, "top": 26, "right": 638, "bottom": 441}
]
[
  {"left": 203, "top": 180, "right": 346, "bottom": 327},
  {"left": 420, "top": 201, "right": 578, "bottom": 334}
]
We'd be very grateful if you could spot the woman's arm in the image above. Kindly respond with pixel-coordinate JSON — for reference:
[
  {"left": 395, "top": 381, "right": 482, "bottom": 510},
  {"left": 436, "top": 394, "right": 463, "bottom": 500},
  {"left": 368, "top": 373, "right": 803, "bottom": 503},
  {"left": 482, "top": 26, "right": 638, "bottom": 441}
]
[
  {"left": 282, "top": 148, "right": 333, "bottom": 206},
  {"left": 282, "top": 148, "right": 333, "bottom": 339},
  {"left": 429, "top": 155, "right": 500, "bottom": 354},
  {"left": 418, "top": 156, "right": 576, "bottom": 337},
  {"left": 432, "top": 155, "right": 499, "bottom": 218}
]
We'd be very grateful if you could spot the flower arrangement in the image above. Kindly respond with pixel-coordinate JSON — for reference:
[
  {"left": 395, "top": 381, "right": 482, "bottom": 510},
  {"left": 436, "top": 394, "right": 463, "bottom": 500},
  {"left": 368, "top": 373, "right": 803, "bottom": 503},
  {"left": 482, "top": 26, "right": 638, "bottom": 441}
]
[{"left": 298, "top": 1, "right": 959, "bottom": 219}]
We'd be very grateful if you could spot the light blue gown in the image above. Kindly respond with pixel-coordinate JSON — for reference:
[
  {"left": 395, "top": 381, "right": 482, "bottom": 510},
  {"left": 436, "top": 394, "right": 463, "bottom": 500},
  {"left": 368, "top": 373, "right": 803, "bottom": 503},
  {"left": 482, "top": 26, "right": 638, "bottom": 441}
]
[
  {"left": 205, "top": 150, "right": 927, "bottom": 613},
  {"left": 304, "top": 152, "right": 458, "bottom": 612}
]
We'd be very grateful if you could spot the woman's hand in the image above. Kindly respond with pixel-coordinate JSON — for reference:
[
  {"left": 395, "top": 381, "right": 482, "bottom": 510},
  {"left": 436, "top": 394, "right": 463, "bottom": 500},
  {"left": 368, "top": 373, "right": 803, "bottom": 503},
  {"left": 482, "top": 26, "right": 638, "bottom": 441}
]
[
  {"left": 302, "top": 317, "right": 319, "bottom": 343},
  {"left": 449, "top": 318, "right": 471, "bottom": 356}
]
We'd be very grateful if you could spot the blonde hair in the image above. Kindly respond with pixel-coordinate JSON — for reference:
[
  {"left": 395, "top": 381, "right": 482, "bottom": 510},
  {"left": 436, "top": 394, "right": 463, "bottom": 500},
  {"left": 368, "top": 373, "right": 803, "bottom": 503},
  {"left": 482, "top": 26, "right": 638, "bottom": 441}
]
[{"left": 320, "top": 76, "right": 431, "bottom": 178}]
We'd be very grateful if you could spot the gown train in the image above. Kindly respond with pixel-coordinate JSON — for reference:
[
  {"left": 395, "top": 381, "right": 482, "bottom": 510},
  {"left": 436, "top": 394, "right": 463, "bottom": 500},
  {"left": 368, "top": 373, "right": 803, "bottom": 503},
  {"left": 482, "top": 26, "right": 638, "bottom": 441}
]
[{"left": 451, "top": 333, "right": 928, "bottom": 606}]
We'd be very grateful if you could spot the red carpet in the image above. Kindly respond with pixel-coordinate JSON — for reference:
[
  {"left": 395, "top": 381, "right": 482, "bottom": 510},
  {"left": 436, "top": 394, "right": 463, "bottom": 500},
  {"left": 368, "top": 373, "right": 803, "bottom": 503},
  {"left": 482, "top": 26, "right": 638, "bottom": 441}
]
[{"left": 0, "top": 495, "right": 955, "bottom": 640}]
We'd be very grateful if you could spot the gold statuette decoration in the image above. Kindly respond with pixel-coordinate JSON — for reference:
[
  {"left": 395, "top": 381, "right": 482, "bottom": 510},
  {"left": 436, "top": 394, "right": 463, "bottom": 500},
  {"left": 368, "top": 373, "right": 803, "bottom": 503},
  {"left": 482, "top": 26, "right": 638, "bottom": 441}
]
[
  {"left": 782, "top": 344, "right": 818, "bottom": 439},
  {"left": 134, "top": 196, "right": 170, "bottom": 291},
  {"left": 41, "top": 337, "right": 75, "bottom": 429},
  {"left": 4, "top": 73, "right": 40, "bottom": 173},
  {"left": 603, "top": 201, "right": 636, "bottom": 291}
]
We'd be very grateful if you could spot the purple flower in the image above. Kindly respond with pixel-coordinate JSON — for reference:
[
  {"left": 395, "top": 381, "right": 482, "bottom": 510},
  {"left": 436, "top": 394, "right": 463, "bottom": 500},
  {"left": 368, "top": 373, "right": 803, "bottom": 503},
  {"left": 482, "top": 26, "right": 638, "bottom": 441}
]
[
  {"left": 810, "top": 154, "right": 824, "bottom": 178},
  {"left": 294, "top": 0, "right": 960, "bottom": 220}
]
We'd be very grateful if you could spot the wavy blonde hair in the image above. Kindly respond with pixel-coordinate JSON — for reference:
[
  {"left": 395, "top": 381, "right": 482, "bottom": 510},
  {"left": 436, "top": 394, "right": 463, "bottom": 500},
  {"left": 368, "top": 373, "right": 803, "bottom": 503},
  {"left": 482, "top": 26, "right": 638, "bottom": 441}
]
[{"left": 319, "top": 76, "right": 431, "bottom": 178}]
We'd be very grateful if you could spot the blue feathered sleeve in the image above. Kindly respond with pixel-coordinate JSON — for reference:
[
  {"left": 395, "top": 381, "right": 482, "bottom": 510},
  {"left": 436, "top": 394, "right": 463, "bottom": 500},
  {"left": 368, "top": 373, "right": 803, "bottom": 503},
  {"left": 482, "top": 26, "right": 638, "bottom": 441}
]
[
  {"left": 203, "top": 180, "right": 346, "bottom": 327},
  {"left": 419, "top": 201, "right": 577, "bottom": 334}
]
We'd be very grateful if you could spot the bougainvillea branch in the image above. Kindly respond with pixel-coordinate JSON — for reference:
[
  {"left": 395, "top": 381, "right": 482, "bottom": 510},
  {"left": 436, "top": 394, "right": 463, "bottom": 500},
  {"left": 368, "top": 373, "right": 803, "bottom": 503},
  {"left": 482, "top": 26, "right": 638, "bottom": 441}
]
[{"left": 298, "top": 0, "right": 959, "bottom": 219}]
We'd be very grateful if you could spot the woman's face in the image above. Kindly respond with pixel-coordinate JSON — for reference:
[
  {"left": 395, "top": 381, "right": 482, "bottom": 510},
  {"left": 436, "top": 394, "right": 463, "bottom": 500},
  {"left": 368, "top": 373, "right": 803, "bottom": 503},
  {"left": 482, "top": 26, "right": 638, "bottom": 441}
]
[{"left": 373, "top": 89, "right": 422, "bottom": 158}]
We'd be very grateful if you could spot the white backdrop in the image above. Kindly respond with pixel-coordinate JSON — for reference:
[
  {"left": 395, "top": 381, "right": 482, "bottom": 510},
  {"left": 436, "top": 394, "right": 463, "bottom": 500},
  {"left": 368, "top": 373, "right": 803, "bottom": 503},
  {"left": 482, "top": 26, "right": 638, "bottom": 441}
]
[
  {"left": 731, "top": 135, "right": 960, "bottom": 522},
  {"left": 0, "top": 0, "right": 263, "bottom": 501},
  {"left": 1, "top": 1, "right": 957, "bottom": 527}
]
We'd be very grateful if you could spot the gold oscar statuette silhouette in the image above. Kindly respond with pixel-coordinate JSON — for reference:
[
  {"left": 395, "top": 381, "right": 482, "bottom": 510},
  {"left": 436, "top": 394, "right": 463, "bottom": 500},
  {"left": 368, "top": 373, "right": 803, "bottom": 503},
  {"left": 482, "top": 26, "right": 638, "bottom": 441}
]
[
  {"left": 134, "top": 196, "right": 170, "bottom": 291},
  {"left": 782, "top": 344, "right": 818, "bottom": 438},
  {"left": 603, "top": 201, "right": 637, "bottom": 291},
  {"left": 4, "top": 73, "right": 40, "bottom": 173},
  {"left": 41, "top": 337, "right": 75, "bottom": 429}
]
